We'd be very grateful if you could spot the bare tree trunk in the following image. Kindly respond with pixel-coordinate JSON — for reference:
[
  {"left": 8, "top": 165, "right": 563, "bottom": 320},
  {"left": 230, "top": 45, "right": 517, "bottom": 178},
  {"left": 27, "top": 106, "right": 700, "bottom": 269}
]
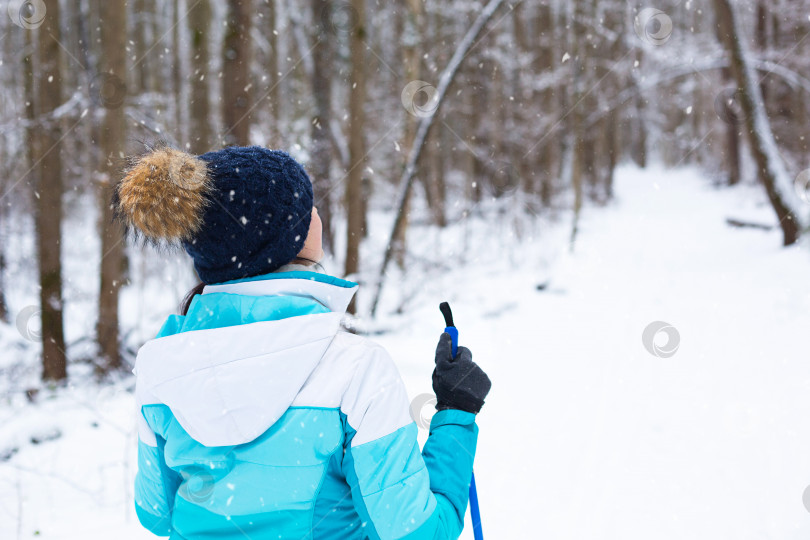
[
  {"left": 345, "top": 0, "right": 367, "bottom": 313},
  {"left": 602, "top": 3, "right": 622, "bottom": 202},
  {"left": 0, "top": 28, "right": 25, "bottom": 325},
  {"left": 96, "top": 0, "right": 128, "bottom": 374},
  {"left": 569, "top": 0, "right": 586, "bottom": 250},
  {"left": 582, "top": 123, "right": 597, "bottom": 200},
  {"left": 511, "top": 1, "right": 533, "bottom": 207},
  {"left": 35, "top": 1, "right": 68, "bottom": 382},
  {"left": 536, "top": 1, "right": 556, "bottom": 207},
  {"left": 490, "top": 58, "right": 505, "bottom": 198},
  {"left": 604, "top": 109, "right": 618, "bottom": 200},
  {"left": 172, "top": 0, "right": 184, "bottom": 142},
  {"left": 393, "top": 0, "right": 423, "bottom": 269},
  {"left": 569, "top": 126, "right": 584, "bottom": 250},
  {"left": 713, "top": 3, "right": 741, "bottom": 186},
  {"left": 724, "top": 108, "right": 741, "bottom": 186},
  {"left": 423, "top": 3, "right": 445, "bottom": 227},
  {"left": 714, "top": 0, "right": 804, "bottom": 245},
  {"left": 310, "top": 0, "right": 335, "bottom": 254},
  {"left": 132, "top": 0, "right": 152, "bottom": 93},
  {"left": 221, "top": 0, "right": 253, "bottom": 146},
  {"left": 631, "top": 46, "right": 647, "bottom": 168},
  {"left": 429, "top": 130, "right": 447, "bottom": 227},
  {"left": 188, "top": 0, "right": 212, "bottom": 154},
  {"left": 0, "top": 204, "right": 7, "bottom": 323},
  {"left": 266, "top": 0, "right": 280, "bottom": 146},
  {"left": 755, "top": 1, "right": 769, "bottom": 103},
  {"left": 471, "top": 61, "right": 490, "bottom": 204}
]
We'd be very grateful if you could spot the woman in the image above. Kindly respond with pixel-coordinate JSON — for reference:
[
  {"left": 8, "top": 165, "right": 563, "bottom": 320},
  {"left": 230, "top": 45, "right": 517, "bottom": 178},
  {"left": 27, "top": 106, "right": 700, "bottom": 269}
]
[{"left": 117, "top": 144, "right": 492, "bottom": 539}]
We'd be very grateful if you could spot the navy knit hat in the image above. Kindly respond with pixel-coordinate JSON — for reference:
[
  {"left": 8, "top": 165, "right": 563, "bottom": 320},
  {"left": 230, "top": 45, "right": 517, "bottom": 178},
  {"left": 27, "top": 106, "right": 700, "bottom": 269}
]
[{"left": 114, "top": 145, "right": 314, "bottom": 284}]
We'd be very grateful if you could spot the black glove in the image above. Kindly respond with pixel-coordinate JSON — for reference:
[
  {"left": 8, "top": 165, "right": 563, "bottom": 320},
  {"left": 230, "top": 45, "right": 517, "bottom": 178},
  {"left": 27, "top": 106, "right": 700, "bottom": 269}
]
[{"left": 432, "top": 333, "right": 491, "bottom": 414}]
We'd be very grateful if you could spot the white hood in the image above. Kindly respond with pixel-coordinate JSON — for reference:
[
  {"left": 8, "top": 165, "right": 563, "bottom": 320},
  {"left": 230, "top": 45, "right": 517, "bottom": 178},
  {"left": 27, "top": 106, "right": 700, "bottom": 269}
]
[{"left": 133, "top": 276, "right": 357, "bottom": 448}]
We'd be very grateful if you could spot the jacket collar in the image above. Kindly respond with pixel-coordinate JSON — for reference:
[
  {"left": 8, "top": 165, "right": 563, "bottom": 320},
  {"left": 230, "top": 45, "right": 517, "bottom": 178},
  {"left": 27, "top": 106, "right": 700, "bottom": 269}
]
[{"left": 202, "top": 271, "right": 358, "bottom": 314}]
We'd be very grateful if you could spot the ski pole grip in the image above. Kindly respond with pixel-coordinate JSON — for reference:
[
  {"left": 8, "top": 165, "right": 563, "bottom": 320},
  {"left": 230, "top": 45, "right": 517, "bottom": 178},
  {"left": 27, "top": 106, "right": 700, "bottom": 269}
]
[
  {"left": 439, "top": 302, "right": 458, "bottom": 358},
  {"left": 444, "top": 326, "right": 459, "bottom": 358}
]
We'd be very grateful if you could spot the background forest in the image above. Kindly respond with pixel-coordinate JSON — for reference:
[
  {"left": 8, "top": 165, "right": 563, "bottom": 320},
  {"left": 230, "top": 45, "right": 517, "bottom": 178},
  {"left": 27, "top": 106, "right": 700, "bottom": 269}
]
[{"left": 3, "top": 0, "right": 809, "bottom": 383}]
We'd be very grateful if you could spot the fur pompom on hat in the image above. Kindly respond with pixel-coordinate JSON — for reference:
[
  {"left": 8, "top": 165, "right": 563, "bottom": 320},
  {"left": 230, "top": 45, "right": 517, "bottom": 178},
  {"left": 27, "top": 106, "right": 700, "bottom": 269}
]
[
  {"left": 115, "top": 146, "right": 212, "bottom": 242},
  {"left": 114, "top": 144, "right": 314, "bottom": 284}
]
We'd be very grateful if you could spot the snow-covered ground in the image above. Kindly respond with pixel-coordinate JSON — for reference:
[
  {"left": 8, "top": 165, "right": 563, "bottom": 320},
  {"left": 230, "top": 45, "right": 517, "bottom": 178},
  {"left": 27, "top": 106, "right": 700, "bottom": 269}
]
[{"left": 2, "top": 165, "right": 810, "bottom": 539}]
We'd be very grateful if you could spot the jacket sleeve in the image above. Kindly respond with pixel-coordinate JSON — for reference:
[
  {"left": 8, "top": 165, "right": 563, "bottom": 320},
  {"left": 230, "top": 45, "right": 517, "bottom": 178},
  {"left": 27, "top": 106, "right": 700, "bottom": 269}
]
[
  {"left": 341, "top": 343, "right": 478, "bottom": 540},
  {"left": 134, "top": 407, "right": 181, "bottom": 536}
]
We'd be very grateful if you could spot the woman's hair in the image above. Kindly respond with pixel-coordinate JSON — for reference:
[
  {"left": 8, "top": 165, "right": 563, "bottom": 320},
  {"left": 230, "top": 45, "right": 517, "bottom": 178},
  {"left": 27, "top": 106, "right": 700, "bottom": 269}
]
[
  {"left": 179, "top": 282, "right": 206, "bottom": 316},
  {"left": 178, "top": 257, "right": 324, "bottom": 316}
]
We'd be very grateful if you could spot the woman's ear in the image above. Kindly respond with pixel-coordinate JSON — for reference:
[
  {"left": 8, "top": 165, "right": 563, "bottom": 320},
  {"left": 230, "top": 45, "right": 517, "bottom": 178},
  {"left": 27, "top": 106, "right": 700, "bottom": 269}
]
[{"left": 297, "top": 207, "right": 324, "bottom": 262}]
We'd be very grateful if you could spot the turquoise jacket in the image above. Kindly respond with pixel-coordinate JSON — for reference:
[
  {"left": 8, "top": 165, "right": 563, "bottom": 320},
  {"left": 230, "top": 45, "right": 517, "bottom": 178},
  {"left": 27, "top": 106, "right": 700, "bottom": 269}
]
[{"left": 133, "top": 271, "right": 478, "bottom": 539}]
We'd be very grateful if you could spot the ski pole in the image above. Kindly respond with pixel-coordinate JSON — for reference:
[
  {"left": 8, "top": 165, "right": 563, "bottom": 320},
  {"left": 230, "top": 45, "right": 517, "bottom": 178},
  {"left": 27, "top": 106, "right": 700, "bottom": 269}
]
[{"left": 439, "top": 302, "right": 483, "bottom": 540}]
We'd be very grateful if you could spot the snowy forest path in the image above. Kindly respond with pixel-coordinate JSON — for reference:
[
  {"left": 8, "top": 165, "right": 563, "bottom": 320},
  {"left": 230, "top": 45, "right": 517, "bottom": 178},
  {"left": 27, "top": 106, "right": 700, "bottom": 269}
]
[{"left": 387, "top": 165, "right": 810, "bottom": 539}]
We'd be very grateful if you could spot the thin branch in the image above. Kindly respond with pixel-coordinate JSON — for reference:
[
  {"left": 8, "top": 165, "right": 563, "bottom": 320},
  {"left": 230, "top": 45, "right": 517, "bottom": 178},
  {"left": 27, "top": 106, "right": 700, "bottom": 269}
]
[{"left": 369, "top": 0, "right": 511, "bottom": 317}]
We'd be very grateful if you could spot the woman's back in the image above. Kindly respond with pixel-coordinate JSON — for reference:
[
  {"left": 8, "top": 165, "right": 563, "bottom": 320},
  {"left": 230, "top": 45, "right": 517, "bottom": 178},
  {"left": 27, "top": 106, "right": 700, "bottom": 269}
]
[{"left": 134, "top": 272, "right": 461, "bottom": 539}]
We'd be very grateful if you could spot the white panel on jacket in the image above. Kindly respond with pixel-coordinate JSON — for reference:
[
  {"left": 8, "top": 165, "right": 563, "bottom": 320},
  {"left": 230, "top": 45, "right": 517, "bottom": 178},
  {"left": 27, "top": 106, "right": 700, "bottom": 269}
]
[{"left": 134, "top": 277, "right": 412, "bottom": 450}]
